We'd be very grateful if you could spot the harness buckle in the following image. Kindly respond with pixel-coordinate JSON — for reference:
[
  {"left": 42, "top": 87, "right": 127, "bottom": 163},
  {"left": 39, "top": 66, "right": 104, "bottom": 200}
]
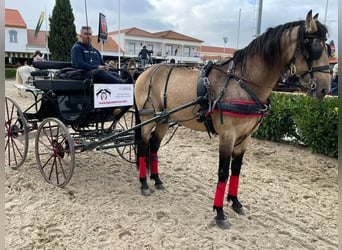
[
  {"left": 309, "top": 78, "right": 317, "bottom": 90},
  {"left": 203, "top": 77, "right": 210, "bottom": 87},
  {"left": 260, "top": 104, "right": 270, "bottom": 113},
  {"left": 290, "top": 63, "right": 296, "bottom": 75}
]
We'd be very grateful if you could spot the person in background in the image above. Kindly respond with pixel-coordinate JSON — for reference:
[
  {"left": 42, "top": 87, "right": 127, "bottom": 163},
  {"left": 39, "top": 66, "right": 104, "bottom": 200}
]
[
  {"left": 33, "top": 50, "right": 44, "bottom": 62},
  {"left": 174, "top": 47, "right": 179, "bottom": 56},
  {"left": 71, "top": 26, "right": 122, "bottom": 83},
  {"left": 138, "top": 45, "right": 151, "bottom": 67},
  {"left": 108, "top": 60, "right": 117, "bottom": 69},
  {"left": 330, "top": 63, "right": 338, "bottom": 96},
  {"left": 107, "top": 60, "right": 121, "bottom": 78}
]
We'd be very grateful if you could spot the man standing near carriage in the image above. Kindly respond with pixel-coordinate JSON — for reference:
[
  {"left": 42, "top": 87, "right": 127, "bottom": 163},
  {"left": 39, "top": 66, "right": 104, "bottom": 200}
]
[{"left": 71, "top": 26, "right": 122, "bottom": 83}]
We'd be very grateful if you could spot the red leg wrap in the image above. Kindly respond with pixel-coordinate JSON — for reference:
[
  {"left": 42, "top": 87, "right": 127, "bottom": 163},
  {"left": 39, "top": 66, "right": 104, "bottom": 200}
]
[
  {"left": 228, "top": 175, "right": 239, "bottom": 196},
  {"left": 213, "top": 182, "right": 226, "bottom": 207},
  {"left": 139, "top": 156, "right": 147, "bottom": 178},
  {"left": 150, "top": 153, "right": 158, "bottom": 175}
]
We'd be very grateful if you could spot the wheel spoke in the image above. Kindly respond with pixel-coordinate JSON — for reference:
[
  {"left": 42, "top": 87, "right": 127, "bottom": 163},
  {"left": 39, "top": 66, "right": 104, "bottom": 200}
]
[
  {"left": 48, "top": 158, "right": 56, "bottom": 181},
  {"left": 56, "top": 156, "right": 67, "bottom": 183},
  {"left": 9, "top": 137, "right": 24, "bottom": 165},
  {"left": 40, "top": 153, "right": 54, "bottom": 170}
]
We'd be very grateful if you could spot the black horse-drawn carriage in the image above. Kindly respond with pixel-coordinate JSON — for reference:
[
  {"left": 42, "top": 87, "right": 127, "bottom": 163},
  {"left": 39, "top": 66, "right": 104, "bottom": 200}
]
[{"left": 5, "top": 61, "right": 136, "bottom": 187}]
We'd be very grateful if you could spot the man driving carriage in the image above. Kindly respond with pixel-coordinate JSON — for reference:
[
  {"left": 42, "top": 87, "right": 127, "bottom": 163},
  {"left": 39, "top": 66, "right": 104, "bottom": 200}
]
[{"left": 71, "top": 26, "right": 125, "bottom": 83}]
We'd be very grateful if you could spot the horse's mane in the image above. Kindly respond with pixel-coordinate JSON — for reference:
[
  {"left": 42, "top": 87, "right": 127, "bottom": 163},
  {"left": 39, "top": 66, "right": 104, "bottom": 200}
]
[{"left": 233, "top": 19, "right": 328, "bottom": 71}]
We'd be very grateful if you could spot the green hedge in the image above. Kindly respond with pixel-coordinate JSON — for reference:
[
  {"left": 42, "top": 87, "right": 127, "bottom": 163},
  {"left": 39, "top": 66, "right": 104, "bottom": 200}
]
[
  {"left": 5, "top": 68, "right": 17, "bottom": 78},
  {"left": 253, "top": 92, "right": 338, "bottom": 158}
]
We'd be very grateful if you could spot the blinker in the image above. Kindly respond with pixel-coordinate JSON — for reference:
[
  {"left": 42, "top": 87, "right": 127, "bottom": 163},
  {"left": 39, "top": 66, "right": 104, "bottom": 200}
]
[{"left": 304, "top": 38, "right": 323, "bottom": 61}]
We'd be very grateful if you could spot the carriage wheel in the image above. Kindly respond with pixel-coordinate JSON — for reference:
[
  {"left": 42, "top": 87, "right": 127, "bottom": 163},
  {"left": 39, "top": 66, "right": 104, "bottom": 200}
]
[
  {"left": 5, "top": 96, "right": 29, "bottom": 170},
  {"left": 115, "top": 109, "right": 136, "bottom": 163},
  {"left": 35, "top": 118, "right": 75, "bottom": 187}
]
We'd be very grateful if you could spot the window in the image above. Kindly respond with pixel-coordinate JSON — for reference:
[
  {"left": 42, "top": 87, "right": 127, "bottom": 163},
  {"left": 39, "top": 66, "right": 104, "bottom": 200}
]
[
  {"left": 183, "top": 47, "right": 190, "bottom": 57},
  {"left": 165, "top": 45, "right": 172, "bottom": 56},
  {"left": 128, "top": 42, "right": 135, "bottom": 55},
  {"left": 9, "top": 30, "right": 17, "bottom": 43},
  {"left": 146, "top": 45, "right": 153, "bottom": 54}
]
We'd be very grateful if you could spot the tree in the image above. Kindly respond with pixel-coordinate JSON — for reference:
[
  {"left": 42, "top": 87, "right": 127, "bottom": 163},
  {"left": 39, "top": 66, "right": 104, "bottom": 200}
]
[{"left": 48, "top": 0, "right": 77, "bottom": 61}]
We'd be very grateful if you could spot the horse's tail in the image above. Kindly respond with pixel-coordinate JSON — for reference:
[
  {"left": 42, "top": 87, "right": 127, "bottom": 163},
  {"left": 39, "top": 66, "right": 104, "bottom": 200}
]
[
  {"left": 134, "top": 98, "right": 142, "bottom": 170},
  {"left": 134, "top": 107, "right": 152, "bottom": 174}
]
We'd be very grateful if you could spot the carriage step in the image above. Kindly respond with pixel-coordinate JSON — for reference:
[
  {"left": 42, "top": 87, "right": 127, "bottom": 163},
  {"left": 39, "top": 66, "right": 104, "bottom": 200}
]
[{"left": 139, "top": 109, "right": 155, "bottom": 115}]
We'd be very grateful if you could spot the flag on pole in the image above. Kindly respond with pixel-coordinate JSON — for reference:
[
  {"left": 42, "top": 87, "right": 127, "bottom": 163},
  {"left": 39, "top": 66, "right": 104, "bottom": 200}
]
[
  {"left": 98, "top": 13, "right": 108, "bottom": 43},
  {"left": 34, "top": 11, "right": 45, "bottom": 39}
]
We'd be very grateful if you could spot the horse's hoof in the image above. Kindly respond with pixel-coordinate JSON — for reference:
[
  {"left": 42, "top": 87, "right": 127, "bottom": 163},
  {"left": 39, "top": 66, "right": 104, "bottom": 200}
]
[
  {"left": 227, "top": 195, "right": 245, "bottom": 215},
  {"left": 232, "top": 205, "right": 245, "bottom": 215},
  {"left": 155, "top": 183, "right": 164, "bottom": 190},
  {"left": 215, "top": 217, "right": 231, "bottom": 229},
  {"left": 141, "top": 188, "right": 151, "bottom": 196}
]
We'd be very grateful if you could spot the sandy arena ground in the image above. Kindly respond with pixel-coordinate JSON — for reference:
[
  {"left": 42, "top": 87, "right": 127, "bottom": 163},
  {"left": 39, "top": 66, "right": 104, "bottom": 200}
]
[{"left": 5, "top": 79, "right": 338, "bottom": 249}]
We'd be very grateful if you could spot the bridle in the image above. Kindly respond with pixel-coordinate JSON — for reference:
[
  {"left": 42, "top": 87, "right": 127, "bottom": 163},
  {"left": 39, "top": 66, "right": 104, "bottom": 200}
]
[{"left": 288, "top": 31, "right": 330, "bottom": 91}]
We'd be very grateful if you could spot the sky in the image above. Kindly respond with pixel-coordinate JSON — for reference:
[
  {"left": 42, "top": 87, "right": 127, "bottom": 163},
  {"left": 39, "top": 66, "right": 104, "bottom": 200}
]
[{"left": 5, "top": 0, "right": 338, "bottom": 51}]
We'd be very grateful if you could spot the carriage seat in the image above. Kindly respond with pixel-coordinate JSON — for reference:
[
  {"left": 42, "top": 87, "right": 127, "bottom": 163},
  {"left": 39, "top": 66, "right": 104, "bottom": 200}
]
[
  {"left": 32, "top": 61, "right": 72, "bottom": 70},
  {"left": 30, "top": 61, "right": 74, "bottom": 80},
  {"left": 30, "top": 70, "right": 50, "bottom": 77},
  {"left": 33, "top": 79, "right": 91, "bottom": 94}
]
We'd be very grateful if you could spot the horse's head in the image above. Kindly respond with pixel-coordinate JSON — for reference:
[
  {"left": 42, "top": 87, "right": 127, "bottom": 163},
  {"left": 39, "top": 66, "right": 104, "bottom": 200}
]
[{"left": 288, "top": 10, "right": 330, "bottom": 99}]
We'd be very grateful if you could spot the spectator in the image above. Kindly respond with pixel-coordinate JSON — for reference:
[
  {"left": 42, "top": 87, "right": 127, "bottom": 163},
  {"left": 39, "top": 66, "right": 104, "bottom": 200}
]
[
  {"left": 174, "top": 47, "right": 179, "bottom": 56},
  {"left": 33, "top": 50, "right": 44, "bottom": 62},
  {"left": 71, "top": 26, "right": 122, "bottom": 83},
  {"left": 108, "top": 60, "right": 117, "bottom": 69},
  {"left": 330, "top": 63, "right": 338, "bottom": 96},
  {"left": 138, "top": 45, "right": 151, "bottom": 66}
]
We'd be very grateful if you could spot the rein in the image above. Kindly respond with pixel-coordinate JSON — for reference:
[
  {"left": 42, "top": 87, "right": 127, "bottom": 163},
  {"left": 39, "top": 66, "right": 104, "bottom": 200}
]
[{"left": 212, "top": 66, "right": 274, "bottom": 90}]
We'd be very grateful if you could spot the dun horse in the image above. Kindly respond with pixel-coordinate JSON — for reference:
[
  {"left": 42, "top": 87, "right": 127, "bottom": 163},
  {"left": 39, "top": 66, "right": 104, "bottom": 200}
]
[{"left": 134, "top": 10, "right": 330, "bottom": 229}]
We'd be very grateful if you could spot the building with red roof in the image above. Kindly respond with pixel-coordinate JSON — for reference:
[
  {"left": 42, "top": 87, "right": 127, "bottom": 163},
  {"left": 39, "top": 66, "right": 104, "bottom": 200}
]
[
  {"left": 198, "top": 45, "right": 236, "bottom": 61},
  {"left": 5, "top": 8, "right": 237, "bottom": 66},
  {"left": 5, "top": 9, "right": 26, "bottom": 28}
]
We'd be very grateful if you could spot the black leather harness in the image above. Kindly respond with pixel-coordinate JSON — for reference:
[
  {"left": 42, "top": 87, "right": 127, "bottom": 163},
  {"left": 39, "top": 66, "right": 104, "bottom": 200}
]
[
  {"left": 196, "top": 60, "right": 270, "bottom": 136},
  {"left": 140, "top": 62, "right": 270, "bottom": 139}
]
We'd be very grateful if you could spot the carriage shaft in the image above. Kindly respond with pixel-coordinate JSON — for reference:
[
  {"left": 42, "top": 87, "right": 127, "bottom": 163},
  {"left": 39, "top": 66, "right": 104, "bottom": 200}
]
[{"left": 82, "top": 97, "right": 202, "bottom": 151}]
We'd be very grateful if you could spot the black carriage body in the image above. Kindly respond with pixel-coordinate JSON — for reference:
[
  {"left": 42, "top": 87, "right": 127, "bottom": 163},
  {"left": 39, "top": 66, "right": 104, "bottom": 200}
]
[
  {"left": 6, "top": 61, "right": 137, "bottom": 187},
  {"left": 24, "top": 78, "right": 117, "bottom": 128}
]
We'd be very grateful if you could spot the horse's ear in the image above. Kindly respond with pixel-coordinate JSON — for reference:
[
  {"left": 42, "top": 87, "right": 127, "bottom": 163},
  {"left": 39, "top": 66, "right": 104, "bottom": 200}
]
[
  {"left": 313, "top": 13, "right": 319, "bottom": 21},
  {"left": 305, "top": 10, "right": 318, "bottom": 33}
]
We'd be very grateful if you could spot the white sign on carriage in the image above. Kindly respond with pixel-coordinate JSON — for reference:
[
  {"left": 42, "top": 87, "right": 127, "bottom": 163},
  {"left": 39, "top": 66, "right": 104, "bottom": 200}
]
[{"left": 93, "top": 84, "right": 134, "bottom": 108}]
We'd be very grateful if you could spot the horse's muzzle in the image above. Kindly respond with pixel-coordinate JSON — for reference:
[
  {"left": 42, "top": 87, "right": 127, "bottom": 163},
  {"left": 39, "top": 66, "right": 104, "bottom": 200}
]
[{"left": 307, "top": 83, "right": 329, "bottom": 99}]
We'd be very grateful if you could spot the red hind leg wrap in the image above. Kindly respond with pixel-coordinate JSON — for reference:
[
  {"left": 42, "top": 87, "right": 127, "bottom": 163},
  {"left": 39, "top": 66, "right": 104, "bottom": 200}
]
[
  {"left": 228, "top": 175, "right": 239, "bottom": 196},
  {"left": 150, "top": 153, "right": 158, "bottom": 175},
  {"left": 213, "top": 182, "right": 226, "bottom": 207},
  {"left": 139, "top": 156, "right": 147, "bottom": 178}
]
